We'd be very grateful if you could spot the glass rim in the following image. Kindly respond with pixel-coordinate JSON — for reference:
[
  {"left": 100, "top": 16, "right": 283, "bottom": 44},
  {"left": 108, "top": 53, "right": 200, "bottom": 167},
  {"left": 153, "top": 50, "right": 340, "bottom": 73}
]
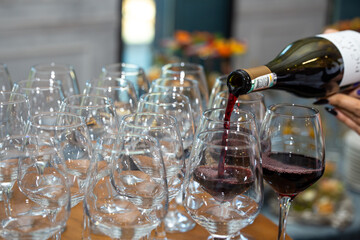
[
  {"left": 152, "top": 77, "right": 199, "bottom": 88},
  {"left": 215, "top": 74, "right": 228, "bottom": 83},
  {"left": 63, "top": 94, "right": 114, "bottom": 109},
  {"left": 268, "top": 103, "right": 320, "bottom": 118},
  {"left": 139, "top": 92, "right": 191, "bottom": 105},
  {"left": 30, "top": 111, "right": 85, "bottom": 129},
  {"left": 102, "top": 62, "right": 144, "bottom": 76},
  {"left": 86, "top": 77, "right": 135, "bottom": 90},
  {"left": 217, "top": 90, "right": 264, "bottom": 103},
  {"left": 17, "top": 79, "right": 62, "bottom": 90},
  {"left": 121, "top": 112, "right": 178, "bottom": 130},
  {"left": 202, "top": 107, "right": 256, "bottom": 124},
  {"left": 31, "top": 62, "right": 74, "bottom": 73},
  {"left": 161, "top": 62, "right": 204, "bottom": 74},
  {"left": 0, "top": 91, "right": 28, "bottom": 104}
]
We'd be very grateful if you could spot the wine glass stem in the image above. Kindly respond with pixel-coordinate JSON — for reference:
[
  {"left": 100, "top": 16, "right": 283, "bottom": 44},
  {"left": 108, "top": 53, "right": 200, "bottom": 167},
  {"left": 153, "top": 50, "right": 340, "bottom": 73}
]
[
  {"left": 2, "top": 187, "right": 12, "bottom": 217},
  {"left": 277, "top": 196, "right": 292, "bottom": 240},
  {"left": 154, "top": 221, "right": 168, "bottom": 240}
]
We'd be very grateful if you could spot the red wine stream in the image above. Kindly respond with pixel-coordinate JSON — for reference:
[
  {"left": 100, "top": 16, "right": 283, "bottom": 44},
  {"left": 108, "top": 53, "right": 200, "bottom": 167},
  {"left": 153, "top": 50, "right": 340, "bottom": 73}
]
[{"left": 218, "top": 92, "right": 238, "bottom": 178}]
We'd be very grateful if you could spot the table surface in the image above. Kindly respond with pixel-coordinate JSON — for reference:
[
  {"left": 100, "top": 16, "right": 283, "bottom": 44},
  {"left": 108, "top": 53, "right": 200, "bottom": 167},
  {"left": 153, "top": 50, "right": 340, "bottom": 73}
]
[{"left": 62, "top": 204, "right": 292, "bottom": 240}]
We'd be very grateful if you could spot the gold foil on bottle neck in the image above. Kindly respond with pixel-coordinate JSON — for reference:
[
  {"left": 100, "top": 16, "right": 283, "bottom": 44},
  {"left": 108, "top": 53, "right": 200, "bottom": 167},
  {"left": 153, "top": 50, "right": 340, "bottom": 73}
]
[{"left": 244, "top": 66, "right": 271, "bottom": 80}]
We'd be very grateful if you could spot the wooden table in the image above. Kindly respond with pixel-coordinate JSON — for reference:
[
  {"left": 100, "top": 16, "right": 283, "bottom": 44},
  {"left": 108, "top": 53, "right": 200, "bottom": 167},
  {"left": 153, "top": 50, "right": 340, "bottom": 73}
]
[{"left": 62, "top": 204, "right": 292, "bottom": 240}]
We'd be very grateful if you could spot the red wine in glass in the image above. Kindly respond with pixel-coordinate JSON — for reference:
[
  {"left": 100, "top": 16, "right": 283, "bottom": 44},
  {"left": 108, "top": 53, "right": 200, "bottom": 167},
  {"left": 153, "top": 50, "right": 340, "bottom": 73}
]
[
  {"left": 262, "top": 152, "right": 324, "bottom": 198},
  {"left": 194, "top": 164, "right": 254, "bottom": 202},
  {"left": 218, "top": 93, "right": 238, "bottom": 177}
]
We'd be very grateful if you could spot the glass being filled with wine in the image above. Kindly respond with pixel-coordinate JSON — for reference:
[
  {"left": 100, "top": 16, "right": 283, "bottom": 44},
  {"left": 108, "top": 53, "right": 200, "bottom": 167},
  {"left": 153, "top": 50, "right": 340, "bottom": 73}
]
[
  {"left": 260, "top": 103, "right": 325, "bottom": 240},
  {"left": 183, "top": 128, "right": 263, "bottom": 240}
]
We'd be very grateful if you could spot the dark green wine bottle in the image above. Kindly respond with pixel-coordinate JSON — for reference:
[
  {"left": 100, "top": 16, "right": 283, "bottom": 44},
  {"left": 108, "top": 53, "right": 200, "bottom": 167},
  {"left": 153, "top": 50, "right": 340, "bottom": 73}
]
[{"left": 227, "top": 30, "right": 360, "bottom": 98}]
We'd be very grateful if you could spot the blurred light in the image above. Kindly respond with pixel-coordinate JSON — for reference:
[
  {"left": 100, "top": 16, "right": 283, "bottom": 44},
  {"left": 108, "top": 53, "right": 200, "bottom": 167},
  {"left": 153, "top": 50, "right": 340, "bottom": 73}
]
[{"left": 122, "top": 0, "right": 156, "bottom": 44}]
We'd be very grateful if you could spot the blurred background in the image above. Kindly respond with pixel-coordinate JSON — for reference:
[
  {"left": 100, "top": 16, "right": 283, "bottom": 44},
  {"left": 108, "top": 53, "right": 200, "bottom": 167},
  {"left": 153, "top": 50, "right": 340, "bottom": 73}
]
[{"left": 1, "top": 0, "right": 360, "bottom": 239}]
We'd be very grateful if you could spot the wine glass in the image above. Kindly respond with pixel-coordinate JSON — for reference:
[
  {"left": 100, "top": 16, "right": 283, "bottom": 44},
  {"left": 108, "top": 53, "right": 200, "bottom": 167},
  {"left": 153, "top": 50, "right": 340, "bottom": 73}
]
[
  {"left": 60, "top": 94, "right": 119, "bottom": 142},
  {"left": 0, "top": 135, "right": 71, "bottom": 240},
  {"left": 13, "top": 79, "right": 65, "bottom": 115},
  {"left": 29, "top": 62, "right": 80, "bottom": 97},
  {"left": 0, "top": 91, "right": 31, "bottom": 138},
  {"left": 83, "top": 133, "right": 168, "bottom": 240},
  {"left": 208, "top": 75, "right": 227, "bottom": 109},
  {"left": 119, "top": 112, "right": 185, "bottom": 239},
  {"left": 183, "top": 128, "right": 263, "bottom": 240},
  {"left": 0, "top": 63, "right": 13, "bottom": 91},
  {"left": 149, "top": 77, "right": 203, "bottom": 127},
  {"left": 161, "top": 62, "right": 209, "bottom": 109},
  {"left": 259, "top": 103, "right": 325, "bottom": 240},
  {"left": 137, "top": 92, "right": 196, "bottom": 232},
  {"left": 197, "top": 108, "right": 258, "bottom": 136},
  {"left": 84, "top": 77, "right": 138, "bottom": 117},
  {"left": 27, "top": 112, "right": 93, "bottom": 208},
  {"left": 101, "top": 62, "right": 150, "bottom": 98},
  {"left": 212, "top": 90, "right": 266, "bottom": 129}
]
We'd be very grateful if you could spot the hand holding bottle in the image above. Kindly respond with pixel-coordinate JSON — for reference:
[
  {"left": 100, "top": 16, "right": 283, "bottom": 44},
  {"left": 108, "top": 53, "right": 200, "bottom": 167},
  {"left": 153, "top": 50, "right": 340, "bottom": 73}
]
[{"left": 325, "top": 86, "right": 360, "bottom": 135}]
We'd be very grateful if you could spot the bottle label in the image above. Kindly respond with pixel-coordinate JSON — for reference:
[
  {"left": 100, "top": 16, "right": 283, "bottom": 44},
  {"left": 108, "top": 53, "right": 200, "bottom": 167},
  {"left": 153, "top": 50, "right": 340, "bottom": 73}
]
[
  {"left": 248, "top": 73, "right": 277, "bottom": 93},
  {"left": 317, "top": 30, "right": 360, "bottom": 86}
]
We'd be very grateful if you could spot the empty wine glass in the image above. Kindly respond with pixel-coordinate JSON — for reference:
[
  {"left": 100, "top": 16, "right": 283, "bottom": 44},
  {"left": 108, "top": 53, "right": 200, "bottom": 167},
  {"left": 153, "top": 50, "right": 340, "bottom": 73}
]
[
  {"left": 83, "top": 133, "right": 168, "bottom": 240},
  {"left": 259, "top": 104, "right": 325, "bottom": 240},
  {"left": 84, "top": 77, "right": 138, "bottom": 117},
  {"left": 0, "top": 63, "right": 13, "bottom": 91},
  {"left": 120, "top": 112, "right": 185, "bottom": 239},
  {"left": 101, "top": 62, "right": 150, "bottom": 98},
  {"left": 212, "top": 90, "right": 266, "bottom": 128},
  {"left": 161, "top": 62, "right": 209, "bottom": 109},
  {"left": 149, "top": 77, "right": 203, "bottom": 127},
  {"left": 13, "top": 79, "right": 65, "bottom": 115},
  {"left": 0, "top": 135, "right": 71, "bottom": 240},
  {"left": 27, "top": 112, "right": 93, "bottom": 208},
  {"left": 208, "top": 75, "right": 227, "bottom": 109},
  {"left": 61, "top": 94, "right": 119, "bottom": 142},
  {"left": 0, "top": 91, "right": 31, "bottom": 138},
  {"left": 183, "top": 128, "right": 263, "bottom": 239},
  {"left": 137, "top": 92, "right": 196, "bottom": 232},
  {"left": 29, "top": 62, "right": 80, "bottom": 97}
]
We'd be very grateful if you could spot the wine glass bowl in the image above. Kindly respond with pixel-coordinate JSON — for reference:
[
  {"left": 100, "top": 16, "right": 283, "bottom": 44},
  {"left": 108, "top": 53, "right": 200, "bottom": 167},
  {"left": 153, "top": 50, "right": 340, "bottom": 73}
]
[
  {"left": 212, "top": 90, "right": 266, "bottom": 128},
  {"left": 101, "top": 62, "right": 150, "bottom": 98},
  {"left": 13, "top": 79, "right": 65, "bottom": 115},
  {"left": 184, "top": 128, "right": 263, "bottom": 239},
  {"left": 137, "top": 92, "right": 197, "bottom": 233},
  {"left": 84, "top": 77, "right": 138, "bottom": 116},
  {"left": 61, "top": 94, "right": 119, "bottom": 141},
  {"left": 149, "top": 77, "right": 203, "bottom": 127},
  {"left": 27, "top": 112, "right": 92, "bottom": 208},
  {"left": 0, "top": 91, "right": 30, "bottom": 138},
  {"left": 208, "top": 75, "right": 227, "bottom": 109},
  {"left": 29, "top": 62, "right": 80, "bottom": 97},
  {"left": 83, "top": 133, "right": 168, "bottom": 239},
  {"left": 0, "top": 135, "right": 71, "bottom": 240},
  {"left": 260, "top": 103, "right": 325, "bottom": 240},
  {"left": 0, "top": 63, "right": 13, "bottom": 91},
  {"left": 161, "top": 62, "right": 209, "bottom": 109}
]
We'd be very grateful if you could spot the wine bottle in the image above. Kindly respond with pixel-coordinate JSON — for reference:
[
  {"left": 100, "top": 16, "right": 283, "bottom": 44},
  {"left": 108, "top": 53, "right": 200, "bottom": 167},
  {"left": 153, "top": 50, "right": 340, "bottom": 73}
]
[{"left": 227, "top": 30, "right": 360, "bottom": 98}]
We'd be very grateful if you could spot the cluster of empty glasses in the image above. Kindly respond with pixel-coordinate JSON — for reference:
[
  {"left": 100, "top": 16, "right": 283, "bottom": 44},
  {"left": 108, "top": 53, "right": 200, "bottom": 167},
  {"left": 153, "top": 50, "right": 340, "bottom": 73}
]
[{"left": 0, "top": 61, "right": 325, "bottom": 240}]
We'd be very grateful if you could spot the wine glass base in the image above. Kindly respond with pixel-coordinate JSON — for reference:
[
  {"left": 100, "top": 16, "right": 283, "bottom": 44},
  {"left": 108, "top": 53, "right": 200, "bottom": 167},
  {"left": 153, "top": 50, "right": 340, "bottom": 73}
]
[
  {"left": 207, "top": 233, "right": 253, "bottom": 240},
  {"left": 164, "top": 210, "right": 196, "bottom": 233}
]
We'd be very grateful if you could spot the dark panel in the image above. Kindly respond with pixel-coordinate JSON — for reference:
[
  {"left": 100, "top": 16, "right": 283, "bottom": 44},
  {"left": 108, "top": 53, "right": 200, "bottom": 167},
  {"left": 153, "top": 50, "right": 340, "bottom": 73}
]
[{"left": 174, "top": 0, "right": 233, "bottom": 37}]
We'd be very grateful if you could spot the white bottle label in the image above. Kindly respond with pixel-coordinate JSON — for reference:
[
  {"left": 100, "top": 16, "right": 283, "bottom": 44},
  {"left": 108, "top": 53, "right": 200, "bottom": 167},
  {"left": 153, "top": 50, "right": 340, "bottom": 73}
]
[
  {"left": 317, "top": 30, "right": 360, "bottom": 87},
  {"left": 249, "top": 73, "right": 277, "bottom": 92}
]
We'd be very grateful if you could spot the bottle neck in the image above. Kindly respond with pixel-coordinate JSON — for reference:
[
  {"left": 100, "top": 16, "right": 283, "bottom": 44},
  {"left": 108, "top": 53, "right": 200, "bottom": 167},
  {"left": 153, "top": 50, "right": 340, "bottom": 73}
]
[
  {"left": 244, "top": 66, "right": 277, "bottom": 93},
  {"left": 244, "top": 66, "right": 272, "bottom": 79}
]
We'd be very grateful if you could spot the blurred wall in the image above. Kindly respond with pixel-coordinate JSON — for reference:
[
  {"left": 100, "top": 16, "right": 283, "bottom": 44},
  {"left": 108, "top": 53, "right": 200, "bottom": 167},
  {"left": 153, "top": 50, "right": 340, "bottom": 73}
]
[{"left": 0, "top": 0, "right": 120, "bottom": 90}]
